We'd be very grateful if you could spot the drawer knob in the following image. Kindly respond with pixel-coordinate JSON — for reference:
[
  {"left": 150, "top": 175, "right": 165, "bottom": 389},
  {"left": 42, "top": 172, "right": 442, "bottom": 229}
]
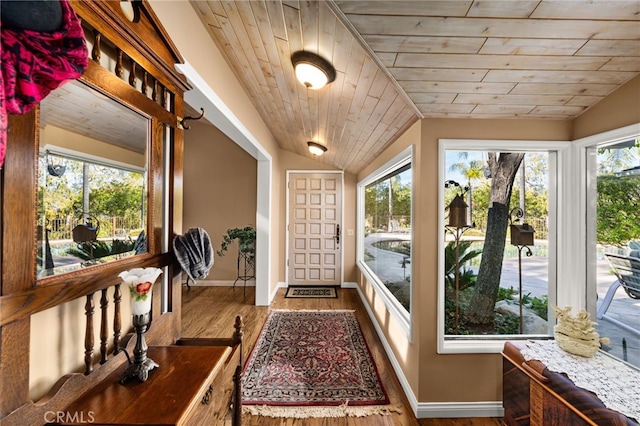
[{"left": 202, "top": 384, "right": 214, "bottom": 405}]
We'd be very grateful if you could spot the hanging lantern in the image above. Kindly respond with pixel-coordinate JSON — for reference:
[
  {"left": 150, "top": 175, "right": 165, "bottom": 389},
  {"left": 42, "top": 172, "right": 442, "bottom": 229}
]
[{"left": 447, "top": 194, "right": 469, "bottom": 228}]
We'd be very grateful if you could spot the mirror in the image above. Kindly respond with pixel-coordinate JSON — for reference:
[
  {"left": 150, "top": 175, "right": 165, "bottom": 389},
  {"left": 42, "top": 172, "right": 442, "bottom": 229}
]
[{"left": 37, "top": 80, "right": 148, "bottom": 278}]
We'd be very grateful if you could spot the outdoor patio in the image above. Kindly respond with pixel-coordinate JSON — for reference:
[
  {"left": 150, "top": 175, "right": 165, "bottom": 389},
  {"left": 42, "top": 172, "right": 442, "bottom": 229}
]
[
  {"left": 594, "top": 257, "right": 640, "bottom": 367},
  {"left": 506, "top": 254, "right": 639, "bottom": 367}
]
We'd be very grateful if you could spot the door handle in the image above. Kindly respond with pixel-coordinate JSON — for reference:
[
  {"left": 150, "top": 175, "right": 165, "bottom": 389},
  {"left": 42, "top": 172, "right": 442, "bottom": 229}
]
[{"left": 335, "top": 225, "right": 340, "bottom": 245}]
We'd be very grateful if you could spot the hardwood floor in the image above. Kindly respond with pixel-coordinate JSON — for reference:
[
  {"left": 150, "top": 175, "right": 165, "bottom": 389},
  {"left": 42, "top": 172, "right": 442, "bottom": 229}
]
[{"left": 181, "top": 285, "right": 503, "bottom": 426}]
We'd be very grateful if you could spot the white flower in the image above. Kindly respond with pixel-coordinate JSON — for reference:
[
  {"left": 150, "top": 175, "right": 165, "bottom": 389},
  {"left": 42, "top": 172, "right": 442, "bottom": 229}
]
[{"left": 118, "top": 267, "right": 163, "bottom": 286}]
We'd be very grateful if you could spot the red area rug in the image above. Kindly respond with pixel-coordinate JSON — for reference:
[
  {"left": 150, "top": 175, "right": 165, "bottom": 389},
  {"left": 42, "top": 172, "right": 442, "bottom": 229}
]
[{"left": 242, "top": 310, "right": 397, "bottom": 418}]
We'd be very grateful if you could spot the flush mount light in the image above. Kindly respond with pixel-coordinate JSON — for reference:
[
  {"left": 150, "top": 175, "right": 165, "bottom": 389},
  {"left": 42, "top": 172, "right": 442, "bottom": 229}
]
[
  {"left": 307, "top": 141, "right": 327, "bottom": 156},
  {"left": 291, "top": 51, "right": 336, "bottom": 90}
]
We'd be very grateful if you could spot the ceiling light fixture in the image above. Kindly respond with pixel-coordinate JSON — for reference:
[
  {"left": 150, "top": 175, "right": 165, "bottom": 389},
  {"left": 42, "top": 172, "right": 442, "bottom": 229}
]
[
  {"left": 291, "top": 51, "right": 336, "bottom": 90},
  {"left": 307, "top": 141, "right": 327, "bottom": 156}
]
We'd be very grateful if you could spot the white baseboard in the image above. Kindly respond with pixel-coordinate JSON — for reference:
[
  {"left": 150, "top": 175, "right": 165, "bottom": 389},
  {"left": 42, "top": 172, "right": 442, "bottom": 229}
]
[
  {"left": 270, "top": 282, "right": 286, "bottom": 303},
  {"left": 352, "top": 284, "right": 503, "bottom": 419},
  {"left": 187, "top": 279, "right": 255, "bottom": 287},
  {"left": 416, "top": 402, "right": 504, "bottom": 418}
]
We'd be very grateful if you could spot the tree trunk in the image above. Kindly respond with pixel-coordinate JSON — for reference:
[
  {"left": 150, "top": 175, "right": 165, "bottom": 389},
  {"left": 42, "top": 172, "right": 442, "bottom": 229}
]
[{"left": 466, "top": 152, "right": 524, "bottom": 326}]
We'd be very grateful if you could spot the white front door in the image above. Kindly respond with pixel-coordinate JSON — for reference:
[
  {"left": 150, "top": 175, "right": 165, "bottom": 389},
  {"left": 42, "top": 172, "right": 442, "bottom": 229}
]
[{"left": 287, "top": 172, "right": 342, "bottom": 286}]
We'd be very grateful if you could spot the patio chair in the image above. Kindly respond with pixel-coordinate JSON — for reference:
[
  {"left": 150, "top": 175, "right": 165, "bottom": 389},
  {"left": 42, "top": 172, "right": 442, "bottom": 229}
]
[
  {"left": 596, "top": 253, "right": 640, "bottom": 337},
  {"left": 389, "top": 219, "right": 410, "bottom": 233}
]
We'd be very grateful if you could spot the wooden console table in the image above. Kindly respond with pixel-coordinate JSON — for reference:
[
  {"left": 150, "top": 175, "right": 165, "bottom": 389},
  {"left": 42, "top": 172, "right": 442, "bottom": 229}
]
[
  {"left": 58, "top": 345, "right": 241, "bottom": 425},
  {"left": 502, "top": 341, "right": 637, "bottom": 426}
]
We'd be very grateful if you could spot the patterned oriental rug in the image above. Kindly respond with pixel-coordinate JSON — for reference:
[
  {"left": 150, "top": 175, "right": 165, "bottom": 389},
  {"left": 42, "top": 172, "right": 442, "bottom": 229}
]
[{"left": 242, "top": 310, "right": 399, "bottom": 418}]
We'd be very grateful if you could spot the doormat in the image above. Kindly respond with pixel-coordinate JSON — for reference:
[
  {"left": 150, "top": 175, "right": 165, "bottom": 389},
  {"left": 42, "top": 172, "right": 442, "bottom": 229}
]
[
  {"left": 242, "top": 310, "right": 400, "bottom": 418},
  {"left": 285, "top": 286, "right": 338, "bottom": 298}
]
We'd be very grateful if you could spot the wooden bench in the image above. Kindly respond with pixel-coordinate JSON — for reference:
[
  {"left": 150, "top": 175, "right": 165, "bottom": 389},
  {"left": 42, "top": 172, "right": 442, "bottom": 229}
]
[{"left": 596, "top": 253, "right": 640, "bottom": 337}]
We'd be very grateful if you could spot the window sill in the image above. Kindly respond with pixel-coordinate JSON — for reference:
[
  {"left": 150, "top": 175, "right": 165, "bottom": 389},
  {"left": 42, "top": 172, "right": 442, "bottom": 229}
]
[
  {"left": 357, "top": 261, "right": 411, "bottom": 339},
  {"left": 438, "top": 335, "right": 552, "bottom": 354}
]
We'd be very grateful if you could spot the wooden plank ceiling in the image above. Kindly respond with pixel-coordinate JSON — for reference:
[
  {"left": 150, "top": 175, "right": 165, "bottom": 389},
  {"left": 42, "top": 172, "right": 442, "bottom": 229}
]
[{"left": 190, "top": 0, "right": 640, "bottom": 174}]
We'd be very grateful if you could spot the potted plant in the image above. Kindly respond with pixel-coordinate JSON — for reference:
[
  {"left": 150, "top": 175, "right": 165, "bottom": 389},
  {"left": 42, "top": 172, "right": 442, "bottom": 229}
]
[{"left": 216, "top": 226, "right": 256, "bottom": 257}]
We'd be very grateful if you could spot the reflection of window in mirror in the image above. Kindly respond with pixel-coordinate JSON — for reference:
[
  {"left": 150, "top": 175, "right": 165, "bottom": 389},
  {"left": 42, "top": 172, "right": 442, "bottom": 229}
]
[{"left": 38, "top": 80, "right": 148, "bottom": 277}]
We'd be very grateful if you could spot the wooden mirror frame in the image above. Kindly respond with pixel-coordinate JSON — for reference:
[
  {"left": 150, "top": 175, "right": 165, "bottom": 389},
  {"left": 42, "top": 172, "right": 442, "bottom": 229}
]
[
  {"left": 1, "top": 1, "right": 189, "bottom": 414},
  {"left": 37, "top": 74, "right": 151, "bottom": 278}
]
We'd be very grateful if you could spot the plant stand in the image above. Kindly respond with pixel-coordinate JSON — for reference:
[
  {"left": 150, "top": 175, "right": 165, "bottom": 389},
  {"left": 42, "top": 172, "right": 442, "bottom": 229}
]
[{"left": 234, "top": 248, "right": 254, "bottom": 300}]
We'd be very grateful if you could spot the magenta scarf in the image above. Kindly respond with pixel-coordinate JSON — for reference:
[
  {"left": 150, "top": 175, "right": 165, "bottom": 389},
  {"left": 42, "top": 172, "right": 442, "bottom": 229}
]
[{"left": 0, "top": 0, "right": 88, "bottom": 167}]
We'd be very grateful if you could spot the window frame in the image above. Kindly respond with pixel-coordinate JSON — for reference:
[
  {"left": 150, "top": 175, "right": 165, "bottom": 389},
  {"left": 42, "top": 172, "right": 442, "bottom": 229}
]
[
  {"left": 438, "top": 138, "right": 570, "bottom": 354},
  {"left": 41, "top": 145, "right": 146, "bottom": 174},
  {"left": 573, "top": 123, "right": 640, "bottom": 322},
  {"left": 357, "top": 145, "right": 414, "bottom": 338}
]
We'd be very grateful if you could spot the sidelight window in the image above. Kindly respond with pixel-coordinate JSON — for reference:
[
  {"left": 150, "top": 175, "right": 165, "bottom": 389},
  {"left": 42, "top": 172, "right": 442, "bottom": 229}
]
[{"left": 357, "top": 146, "right": 413, "bottom": 332}]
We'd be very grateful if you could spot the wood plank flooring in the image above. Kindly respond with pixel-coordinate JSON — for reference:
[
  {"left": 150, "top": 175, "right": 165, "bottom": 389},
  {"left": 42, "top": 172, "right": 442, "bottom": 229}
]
[{"left": 181, "top": 285, "right": 503, "bottom": 426}]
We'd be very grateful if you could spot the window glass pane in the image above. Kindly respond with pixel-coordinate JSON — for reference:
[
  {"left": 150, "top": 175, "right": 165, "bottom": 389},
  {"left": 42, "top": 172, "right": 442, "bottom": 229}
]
[
  {"left": 363, "top": 164, "right": 412, "bottom": 313},
  {"left": 589, "top": 137, "right": 640, "bottom": 367},
  {"left": 37, "top": 152, "right": 146, "bottom": 276},
  {"left": 444, "top": 150, "right": 552, "bottom": 338}
]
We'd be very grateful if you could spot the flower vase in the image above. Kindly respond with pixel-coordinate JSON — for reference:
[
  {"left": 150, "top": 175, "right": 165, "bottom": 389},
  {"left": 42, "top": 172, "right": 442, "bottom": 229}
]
[{"left": 118, "top": 267, "right": 163, "bottom": 383}]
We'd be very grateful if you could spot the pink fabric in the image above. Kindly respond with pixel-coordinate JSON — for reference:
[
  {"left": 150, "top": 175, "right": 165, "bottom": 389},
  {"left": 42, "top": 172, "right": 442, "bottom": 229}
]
[{"left": 0, "top": 0, "right": 88, "bottom": 167}]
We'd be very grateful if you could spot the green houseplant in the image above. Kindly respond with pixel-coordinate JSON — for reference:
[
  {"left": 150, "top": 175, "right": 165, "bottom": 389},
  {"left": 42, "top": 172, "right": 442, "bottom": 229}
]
[{"left": 216, "top": 226, "right": 256, "bottom": 257}]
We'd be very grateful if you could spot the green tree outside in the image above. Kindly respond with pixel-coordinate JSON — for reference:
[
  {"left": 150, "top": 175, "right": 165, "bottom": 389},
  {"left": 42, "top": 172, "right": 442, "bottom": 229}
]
[{"left": 597, "top": 175, "right": 640, "bottom": 246}]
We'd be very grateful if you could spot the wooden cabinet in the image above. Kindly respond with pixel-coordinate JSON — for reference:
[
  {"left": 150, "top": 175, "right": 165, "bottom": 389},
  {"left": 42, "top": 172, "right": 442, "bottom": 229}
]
[
  {"left": 184, "top": 344, "right": 242, "bottom": 426},
  {"left": 502, "top": 341, "right": 635, "bottom": 426},
  {"left": 59, "top": 345, "right": 241, "bottom": 425}
]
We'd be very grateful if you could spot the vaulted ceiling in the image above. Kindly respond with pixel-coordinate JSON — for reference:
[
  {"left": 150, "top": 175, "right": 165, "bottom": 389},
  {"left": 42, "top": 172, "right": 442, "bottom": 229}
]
[{"left": 190, "top": 0, "right": 640, "bottom": 174}]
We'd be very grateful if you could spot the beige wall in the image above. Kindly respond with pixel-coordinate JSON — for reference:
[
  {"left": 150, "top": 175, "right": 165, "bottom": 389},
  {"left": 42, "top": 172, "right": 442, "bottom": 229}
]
[
  {"left": 269, "top": 153, "right": 283, "bottom": 294},
  {"left": 183, "top": 121, "right": 257, "bottom": 281},
  {"left": 42, "top": 125, "right": 145, "bottom": 168},
  {"left": 573, "top": 75, "right": 640, "bottom": 139},
  {"left": 342, "top": 172, "right": 358, "bottom": 283},
  {"left": 29, "top": 288, "right": 133, "bottom": 400}
]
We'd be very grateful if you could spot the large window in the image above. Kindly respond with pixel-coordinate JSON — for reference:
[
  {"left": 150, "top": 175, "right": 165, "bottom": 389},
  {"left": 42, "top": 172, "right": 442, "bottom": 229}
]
[
  {"left": 439, "top": 140, "right": 565, "bottom": 353},
  {"left": 358, "top": 147, "right": 413, "bottom": 331},
  {"left": 582, "top": 129, "right": 640, "bottom": 368}
]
